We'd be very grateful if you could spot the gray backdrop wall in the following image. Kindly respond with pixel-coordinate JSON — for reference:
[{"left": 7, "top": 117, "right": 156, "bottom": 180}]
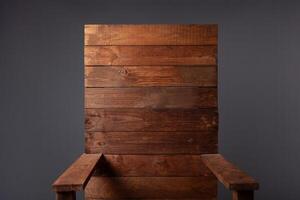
[{"left": 1, "top": 0, "right": 299, "bottom": 199}]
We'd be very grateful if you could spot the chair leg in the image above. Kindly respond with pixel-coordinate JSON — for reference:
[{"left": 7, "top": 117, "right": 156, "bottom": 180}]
[
  {"left": 56, "top": 191, "right": 76, "bottom": 200},
  {"left": 232, "top": 191, "right": 253, "bottom": 200}
]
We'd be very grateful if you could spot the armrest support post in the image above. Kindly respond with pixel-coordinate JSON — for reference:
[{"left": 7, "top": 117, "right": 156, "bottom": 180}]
[
  {"left": 56, "top": 191, "right": 76, "bottom": 200},
  {"left": 232, "top": 190, "right": 253, "bottom": 200}
]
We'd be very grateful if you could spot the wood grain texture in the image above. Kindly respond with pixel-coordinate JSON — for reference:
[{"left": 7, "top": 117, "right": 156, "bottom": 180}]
[
  {"left": 85, "top": 24, "right": 217, "bottom": 45},
  {"left": 85, "top": 66, "right": 216, "bottom": 87},
  {"left": 85, "top": 87, "right": 217, "bottom": 108},
  {"left": 85, "top": 131, "right": 217, "bottom": 154},
  {"left": 94, "top": 155, "right": 213, "bottom": 177},
  {"left": 85, "top": 177, "right": 217, "bottom": 199},
  {"left": 85, "top": 108, "right": 218, "bottom": 132},
  {"left": 82, "top": 24, "right": 219, "bottom": 200},
  {"left": 201, "top": 154, "right": 259, "bottom": 191},
  {"left": 84, "top": 46, "right": 217, "bottom": 65},
  {"left": 52, "top": 154, "right": 102, "bottom": 192}
]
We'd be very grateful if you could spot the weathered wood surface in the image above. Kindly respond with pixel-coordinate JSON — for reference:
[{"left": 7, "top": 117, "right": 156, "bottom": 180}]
[
  {"left": 85, "top": 87, "right": 217, "bottom": 108},
  {"left": 85, "top": 177, "right": 217, "bottom": 199},
  {"left": 85, "top": 66, "right": 217, "bottom": 87},
  {"left": 82, "top": 24, "right": 219, "bottom": 200},
  {"left": 201, "top": 154, "right": 259, "bottom": 191},
  {"left": 52, "top": 154, "right": 102, "bottom": 192},
  {"left": 84, "top": 46, "right": 217, "bottom": 65},
  {"left": 85, "top": 24, "right": 217, "bottom": 45},
  {"left": 94, "top": 155, "right": 213, "bottom": 177},
  {"left": 85, "top": 131, "right": 217, "bottom": 154},
  {"left": 85, "top": 108, "right": 218, "bottom": 132}
]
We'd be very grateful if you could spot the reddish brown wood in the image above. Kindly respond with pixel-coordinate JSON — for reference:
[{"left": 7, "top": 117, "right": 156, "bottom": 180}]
[
  {"left": 56, "top": 191, "right": 76, "bottom": 200},
  {"left": 94, "top": 155, "right": 213, "bottom": 177},
  {"left": 85, "top": 199, "right": 209, "bottom": 200},
  {"left": 85, "top": 87, "right": 217, "bottom": 109},
  {"left": 85, "top": 108, "right": 218, "bottom": 132},
  {"left": 85, "top": 131, "right": 217, "bottom": 154},
  {"left": 85, "top": 176, "right": 217, "bottom": 199},
  {"left": 232, "top": 191, "right": 254, "bottom": 200},
  {"left": 201, "top": 154, "right": 259, "bottom": 191},
  {"left": 81, "top": 24, "right": 220, "bottom": 200},
  {"left": 85, "top": 66, "right": 217, "bottom": 87},
  {"left": 54, "top": 24, "right": 258, "bottom": 200},
  {"left": 84, "top": 46, "right": 217, "bottom": 65},
  {"left": 85, "top": 24, "right": 217, "bottom": 45},
  {"left": 52, "top": 154, "right": 102, "bottom": 192}
]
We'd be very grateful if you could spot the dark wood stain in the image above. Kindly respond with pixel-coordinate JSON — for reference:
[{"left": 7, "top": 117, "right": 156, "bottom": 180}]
[
  {"left": 83, "top": 24, "right": 219, "bottom": 200},
  {"left": 84, "top": 46, "right": 217, "bottom": 65},
  {"left": 53, "top": 24, "right": 259, "bottom": 200},
  {"left": 85, "top": 176, "right": 217, "bottom": 199},
  {"left": 85, "top": 24, "right": 217, "bottom": 45},
  {"left": 85, "top": 66, "right": 217, "bottom": 87},
  {"left": 85, "top": 131, "right": 217, "bottom": 154},
  {"left": 52, "top": 154, "right": 102, "bottom": 192},
  {"left": 201, "top": 154, "right": 259, "bottom": 191},
  {"left": 93, "top": 155, "right": 213, "bottom": 177},
  {"left": 85, "top": 108, "right": 218, "bottom": 132},
  {"left": 85, "top": 87, "right": 217, "bottom": 108}
]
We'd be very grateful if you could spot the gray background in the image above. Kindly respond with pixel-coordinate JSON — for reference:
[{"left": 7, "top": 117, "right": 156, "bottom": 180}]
[{"left": 0, "top": 0, "right": 299, "bottom": 199}]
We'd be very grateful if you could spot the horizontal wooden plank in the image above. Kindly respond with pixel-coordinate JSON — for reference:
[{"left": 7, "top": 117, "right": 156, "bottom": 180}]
[
  {"left": 52, "top": 154, "right": 102, "bottom": 192},
  {"left": 85, "top": 108, "right": 218, "bottom": 132},
  {"left": 85, "top": 199, "right": 214, "bottom": 200},
  {"left": 84, "top": 46, "right": 217, "bottom": 65},
  {"left": 85, "top": 177, "right": 217, "bottom": 199},
  {"left": 85, "top": 131, "right": 217, "bottom": 154},
  {"left": 85, "top": 66, "right": 216, "bottom": 87},
  {"left": 85, "top": 24, "right": 217, "bottom": 45},
  {"left": 85, "top": 143, "right": 216, "bottom": 155},
  {"left": 85, "top": 87, "right": 217, "bottom": 109},
  {"left": 201, "top": 154, "right": 259, "bottom": 191},
  {"left": 93, "top": 155, "right": 213, "bottom": 177}
]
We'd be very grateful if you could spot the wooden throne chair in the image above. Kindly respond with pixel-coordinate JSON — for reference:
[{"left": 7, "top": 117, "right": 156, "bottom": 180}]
[{"left": 52, "top": 24, "right": 259, "bottom": 200}]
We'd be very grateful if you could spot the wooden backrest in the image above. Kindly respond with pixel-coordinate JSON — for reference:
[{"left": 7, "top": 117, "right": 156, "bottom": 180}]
[{"left": 84, "top": 24, "right": 218, "bottom": 200}]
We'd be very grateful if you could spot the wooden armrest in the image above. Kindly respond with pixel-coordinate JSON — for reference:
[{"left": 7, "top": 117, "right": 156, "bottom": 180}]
[
  {"left": 52, "top": 153, "right": 103, "bottom": 192},
  {"left": 201, "top": 154, "right": 259, "bottom": 191}
]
